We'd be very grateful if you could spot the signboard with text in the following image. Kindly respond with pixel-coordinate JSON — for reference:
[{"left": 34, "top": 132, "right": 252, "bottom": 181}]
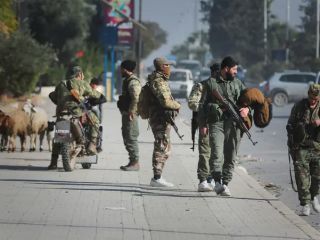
[{"left": 103, "top": 0, "right": 134, "bottom": 46}]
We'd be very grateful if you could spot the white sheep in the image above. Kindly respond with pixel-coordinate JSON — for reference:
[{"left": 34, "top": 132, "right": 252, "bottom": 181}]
[{"left": 26, "top": 107, "right": 48, "bottom": 152}]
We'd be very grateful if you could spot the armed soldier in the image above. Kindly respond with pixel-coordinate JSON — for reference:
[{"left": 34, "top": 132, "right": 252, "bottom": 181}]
[
  {"left": 147, "top": 57, "right": 181, "bottom": 187},
  {"left": 117, "top": 60, "right": 141, "bottom": 171},
  {"left": 48, "top": 66, "right": 104, "bottom": 170},
  {"left": 188, "top": 63, "right": 220, "bottom": 192},
  {"left": 199, "top": 56, "right": 249, "bottom": 196},
  {"left": 287, "top": 84, "right": 320, "bottom": 216}
]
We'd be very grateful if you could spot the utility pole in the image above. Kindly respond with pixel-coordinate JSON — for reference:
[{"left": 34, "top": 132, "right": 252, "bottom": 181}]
[
  {"left": 285, "top": 0, "right": 290, "bottom": 64},
  {"left": 136, "top": 0, "right": 142, "bottom": 77},
  {"left": 317, "top": 0, "right": 320, "bottom": 58},
  {"left": 264, "top": 0, "right": 268, "bottom": 64}
]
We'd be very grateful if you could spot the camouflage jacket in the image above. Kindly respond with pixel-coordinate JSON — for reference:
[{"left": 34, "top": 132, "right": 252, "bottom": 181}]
[
  {"left": 121, "top": 74, "right": 141, "bottom": 114},
  {"left": 49, "top": 77, "right": 102, "bottom": 117},
  {"left": 287, "top": 98, "right": 320, "bottom": 148},
  {"left": 147, "top": 71, "right": 180, "bottom": 120},
  {"left": 188, "top": 79, "right": 210, "bottom": 112},
  {"left": 198, "top": 75, "right": 246, "bottom": 127}
]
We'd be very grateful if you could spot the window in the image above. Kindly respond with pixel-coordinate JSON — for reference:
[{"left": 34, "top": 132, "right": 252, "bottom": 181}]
[
  {"left": 169, "top": 72, "right": 187, "bottom": 82},
  {"left": 280, "top": 74, "right": 309, "bottom": 83},
  {"left": 305, "top": 75, "right": 316, "bottom": 83}
]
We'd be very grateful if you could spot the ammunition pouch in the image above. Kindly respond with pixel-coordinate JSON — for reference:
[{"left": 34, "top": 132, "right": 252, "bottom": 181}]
[
  {"left": 293, "top": 122, "right": 307, "bottom": 144},
  {"left": 117, "top": 95, "right": 130, "bottom": 112},
  {"left": 206, "top": 103, "right": 223, "bottom": 122}
]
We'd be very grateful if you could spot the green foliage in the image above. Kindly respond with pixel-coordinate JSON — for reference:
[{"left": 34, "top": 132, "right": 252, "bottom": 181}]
[
  {"left": 0, "top": 31, "right": 54, "bottom": 96},
  {"left": 171, "top": 31, "right": 209, "bottom": 65},
  {"left": 141, "top": 21, "right": 167, "bottom": 59},
  {"left": 0, "top": 0, "right": 18, "bottom": 34},
  {"left": 73, "top": 44, "right": 105, "bottom": 81},
  {"left": 27, "top": 0, "right": 95, "bottom": 65},
  {"left": 290, "top": 0, "right": 317, "bottom": 70}
]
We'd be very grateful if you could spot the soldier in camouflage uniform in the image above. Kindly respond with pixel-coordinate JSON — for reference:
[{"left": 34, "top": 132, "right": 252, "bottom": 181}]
[
  {"left": 117, "top": 60, "right": 141, "bottom": 171},
  {"left": 188, "top": 63, "right": 220, "bottom": 192},
  {"left": 48, "top": 66, "right": 103, "bottom": 170},
  {"left": 148, "top": 57, "right": 181, "bottom": 187},
  {"left": 199, "top": 56, "right": 249, "bottom": 196},
  {"left": 287, "top": 84, "right": 320, "bottom": 216}
]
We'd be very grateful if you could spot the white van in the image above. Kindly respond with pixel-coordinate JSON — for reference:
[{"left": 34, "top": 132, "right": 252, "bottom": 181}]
[{"left": 168, "top": 68, "right": 194, "bottom": 99}]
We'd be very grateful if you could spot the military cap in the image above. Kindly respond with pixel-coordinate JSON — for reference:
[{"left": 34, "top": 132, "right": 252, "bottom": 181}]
[
  {"left": 66, "top": 66, "right": 83, "bottom": 79},
  {"left": 153, "top": 57, "right": 171, "bottom": 70},
  {"left": 210, "top": 63, "right": 220, "bottom": 72},
  {"left": 308, "top": 83, "right": 320, "bottom": 98},
  {"left": 121, "top": 59, "right": 136, "bottom": 72}
]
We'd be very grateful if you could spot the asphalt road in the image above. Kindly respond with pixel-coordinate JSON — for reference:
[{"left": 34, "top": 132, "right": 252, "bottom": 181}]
[{"left": 178, "top": 99, "right": 320, "bottom": 232}]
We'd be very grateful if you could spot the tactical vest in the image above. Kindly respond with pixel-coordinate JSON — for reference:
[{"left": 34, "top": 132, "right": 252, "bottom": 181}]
[
  {"left": 118, "top": 75, "right": 137, "bottom": 111},
  {"left": 294, "top": 99, "right": 320, "bottom": 143}
]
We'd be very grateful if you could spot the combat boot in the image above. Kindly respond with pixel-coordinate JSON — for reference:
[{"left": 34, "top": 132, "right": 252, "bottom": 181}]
[
  {"left": 120, "top": 161, "right": 140, "bottom": 171},
  {"left": 48, "top": 155, "right": 58, "bottom": 170}
]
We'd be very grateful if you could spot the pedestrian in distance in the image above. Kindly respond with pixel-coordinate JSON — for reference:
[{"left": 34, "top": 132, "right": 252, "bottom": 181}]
[
  {"left": 147, "top": 57, "right": 181, "bottom": 187},
  {"left": 199, "top": 56, "right": 249, "bottom": 196},
  {"left": 90, "top": 77, "right": 106, "bottom": 153},
  {"left": 287, "top": 83, "right": 320, "bottom": 216},
  {"left": 117, "top": 60, "right": 141, "bottom": 171},
  {"left": 188, "top": 63, "right": 220, "bottom": 192},
  {"left": 90, "top": 77, "right": 104, "bottom": 123}
]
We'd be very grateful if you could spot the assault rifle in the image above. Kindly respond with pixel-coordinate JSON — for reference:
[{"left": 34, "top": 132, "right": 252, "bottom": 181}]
[
  {"left": 164, "top": 110, "right": 184, "bottom": 140},
  {"left": 212, "top": 89, "right": 257, "bottom": 146},
  {"left": 191, "top": 111, "right": 198, "bottom": 151}
]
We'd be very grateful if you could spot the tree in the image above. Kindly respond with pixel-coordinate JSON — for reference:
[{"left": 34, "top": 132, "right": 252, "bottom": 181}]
[
  {"left": 141, "top": 21, "right": 167, "bottom": 59},
  {"left": 290, "top": 0, "right": 320, "bottom": 71},
  {"left": 201, "top": 0, "right": 274, "bottom": 66},
  {"left": 0, "top": 0, "right": 18, "bottom": 34},
  {"left": 26, "top": 0, "right": 95, "bottom": 65},
  {"left": 171, "top": 31, "right": 209, "bottom": 65},
  {"left": 0, "top": 31, "right": 54, "bottom": 96}
]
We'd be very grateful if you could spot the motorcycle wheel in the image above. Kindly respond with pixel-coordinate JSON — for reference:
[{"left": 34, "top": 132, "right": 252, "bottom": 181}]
[
  {"left": 81, "top": 163, "right": 92, "bottom": 169},
  {"left": 61, "top": 143, "right": 76, "bottom": 172}
]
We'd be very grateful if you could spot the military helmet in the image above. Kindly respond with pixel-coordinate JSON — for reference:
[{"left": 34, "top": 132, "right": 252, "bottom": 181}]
[
  {"left": 308, "top": 83, "right": 320, "bottom": 98},
  {"left": 66, "top": 66, "right": 83, "bottom": 79}
]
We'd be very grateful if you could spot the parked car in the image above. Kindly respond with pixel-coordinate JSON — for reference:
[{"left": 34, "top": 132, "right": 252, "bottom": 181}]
[
  {"left": 261, "top": 70, "right": 316, "bottom": 107},
  {"left": 177, "top": 59, "right": 202, "bottom": 82},
  {"left": 168, "top": 69, "right": 194, "bottom": 99}
]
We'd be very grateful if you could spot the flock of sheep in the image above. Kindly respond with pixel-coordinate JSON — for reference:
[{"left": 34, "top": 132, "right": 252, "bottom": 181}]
[{"left": 0, "top": 99, "right": 54, "bottom": 153}]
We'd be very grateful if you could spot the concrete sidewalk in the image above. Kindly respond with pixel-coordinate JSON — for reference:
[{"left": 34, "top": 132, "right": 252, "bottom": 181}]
[{"left": 0, "top": 101, "right": 319, "bottom": 240}]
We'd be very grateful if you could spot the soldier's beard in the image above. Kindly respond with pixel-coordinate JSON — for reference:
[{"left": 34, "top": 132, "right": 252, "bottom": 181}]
[{"left": 226, "top": 72, "right": 234, "bottom": 81}]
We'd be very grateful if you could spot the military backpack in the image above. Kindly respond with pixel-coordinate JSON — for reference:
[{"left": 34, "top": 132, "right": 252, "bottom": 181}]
[{"left": 137, "top": 83, "right": 154, "bottom": 119}]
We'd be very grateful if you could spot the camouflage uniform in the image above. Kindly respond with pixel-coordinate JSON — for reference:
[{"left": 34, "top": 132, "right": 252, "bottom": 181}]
[
  {"left": 287, "top": 98, "right": 320, "bottom": 206},
  {"left": 148, "top": 71, "right": 180, "bottom": 176},
  {"left": 199, "top": 75, "right": 246, "bottom": 185},
  {"left": 121, "top": 74, "right": 141, "bottom": 164},
  {"left": 49, "top": 75, "right": 102, "bottom": 167},
  {"left": 188, "top": 80, "right": 211, "bottom": 182}
]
